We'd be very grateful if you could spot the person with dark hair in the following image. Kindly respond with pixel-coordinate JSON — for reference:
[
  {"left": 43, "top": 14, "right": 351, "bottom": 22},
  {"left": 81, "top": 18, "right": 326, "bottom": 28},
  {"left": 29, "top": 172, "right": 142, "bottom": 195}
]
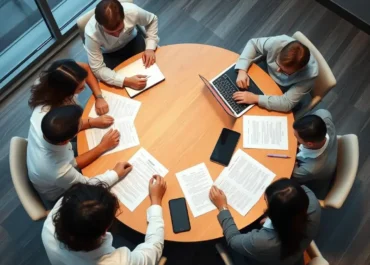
[
  {"left": 209, "top": 178, "right": 321, "bottom": 265},
  {"left": 27, "top": 105, "right": 131, "bottom": 201},
  {"left": 232, "top": 35, "right": 318, "bottom": 112},
  {"left": 85, "top": 0, "right": 159, "bottom": 90},
  {"left": 29, "top": 58, "right": 110, "bottom": 115},
  {"left": 292, "top": 109, "right": 337, "bottom": 198},
  {"left": 42, "top": 176, "right": 167, "bottom": 265}
]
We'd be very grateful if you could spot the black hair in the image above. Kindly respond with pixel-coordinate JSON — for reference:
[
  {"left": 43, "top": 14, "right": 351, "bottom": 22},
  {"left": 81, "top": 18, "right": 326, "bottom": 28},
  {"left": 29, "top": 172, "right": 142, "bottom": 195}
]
[
  {"left": 53, "top": 182, "right": 120, "bottom": 252},
  {"left": 293, "top": 114, "right": 327, "bottom": 142},
  {"left": 95, "top": 0, "right": 124, "bottom": 31},
  {"left": 29, "top": 59, "right": 87, "bottom": 110},
  {"left": 41, "top": 105, "right": 83, "bottom": 144},
  {"left": 265, "top": 178, "right": 309, "bottom": 260}
]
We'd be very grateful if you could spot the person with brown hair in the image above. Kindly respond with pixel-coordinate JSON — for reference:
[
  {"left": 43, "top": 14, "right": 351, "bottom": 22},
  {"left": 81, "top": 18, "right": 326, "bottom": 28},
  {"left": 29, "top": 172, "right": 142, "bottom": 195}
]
[
  {"left": 232, "top": 35, "right": 319, "bottom": 112},
  {"left": 84, "top": 0, "right": 159, "bottom": 90}
]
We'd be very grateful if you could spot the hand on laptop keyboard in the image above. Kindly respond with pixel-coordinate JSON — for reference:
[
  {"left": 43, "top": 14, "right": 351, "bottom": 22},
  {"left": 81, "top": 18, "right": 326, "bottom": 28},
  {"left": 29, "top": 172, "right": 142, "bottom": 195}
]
[
  {"left": 232, "top": 91, "right": 259, "bottom": 105},
  {"left": 236, "top": 70, "right": 250, "bottom": 89}
]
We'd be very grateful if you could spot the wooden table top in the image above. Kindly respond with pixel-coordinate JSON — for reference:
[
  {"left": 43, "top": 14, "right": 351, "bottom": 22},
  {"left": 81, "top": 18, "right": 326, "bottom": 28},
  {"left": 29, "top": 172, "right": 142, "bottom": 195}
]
[{"left": 77, "top": 43, "right": 297, "bottom": 242}]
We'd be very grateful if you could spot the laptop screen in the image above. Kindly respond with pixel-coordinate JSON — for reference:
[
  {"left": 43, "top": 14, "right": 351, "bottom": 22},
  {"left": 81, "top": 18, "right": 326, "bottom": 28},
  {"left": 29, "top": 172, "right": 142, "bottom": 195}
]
[{"left": 199, "top": 75, "right": 235, "bottom": 117}]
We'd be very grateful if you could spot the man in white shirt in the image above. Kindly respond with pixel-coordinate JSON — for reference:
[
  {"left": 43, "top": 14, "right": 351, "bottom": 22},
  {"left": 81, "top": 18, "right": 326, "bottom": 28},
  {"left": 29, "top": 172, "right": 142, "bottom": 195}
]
[
  {"left": 42, "top": 175, "right": 167, "bottom": 265},
  {"left": 27, "top": 105, "right": 132, "bottom": 201},
  {"left": 85, "top": 0, "right": 159, "bottom": 90},
  {"left": 292, "top": 109, "right": 338, "bottom": 198}
]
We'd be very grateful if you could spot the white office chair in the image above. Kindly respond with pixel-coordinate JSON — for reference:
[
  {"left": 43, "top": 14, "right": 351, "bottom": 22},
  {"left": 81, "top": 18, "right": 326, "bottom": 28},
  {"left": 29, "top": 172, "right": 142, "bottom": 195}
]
[
  {"left": 320, "top": 134, "right": 359, "bottom": 209},
  {"left": 292, "top": 31, "right": 337, "bottom": 118},
  {"left": 76, "top": 0, "right": 146, "bottom": 43},
  {"left": 306, "top": 241, "right": 329, "bottom": 265},
  {"left": 9, "top": 137, "right": 48, "bottom": 221},
  {"left": 216, "top": 241, "right": 329, "bottom": 265}
]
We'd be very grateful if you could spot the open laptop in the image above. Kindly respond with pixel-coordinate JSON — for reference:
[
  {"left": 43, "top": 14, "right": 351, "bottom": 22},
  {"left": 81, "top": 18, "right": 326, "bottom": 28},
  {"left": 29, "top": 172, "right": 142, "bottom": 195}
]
[{"left": 199, "top": 63, "right": 264, "bottom": 118}]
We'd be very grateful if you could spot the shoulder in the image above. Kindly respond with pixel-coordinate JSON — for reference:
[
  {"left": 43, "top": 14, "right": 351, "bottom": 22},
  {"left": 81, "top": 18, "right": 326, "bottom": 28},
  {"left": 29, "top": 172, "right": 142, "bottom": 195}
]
[
  {"left": 243, "top": 228, "right": 281, "bottom": 254},
  {"left": 99, "top": 246, "right": 131, "bottom": 264},
  {"left": 267, "top": 34, "right": 296, "bottom": 47},
  {"left": 85, "top": 15, "right": 101, "bottom": 42},
  {"left": 122, "top": 2, "right": 142, "bottom": 16},
  {"left": 312, "top": 109, "right": 334, "bottom": 124},
  {"left": 302, "top": 186, "right": 321, "bottom": 220}
]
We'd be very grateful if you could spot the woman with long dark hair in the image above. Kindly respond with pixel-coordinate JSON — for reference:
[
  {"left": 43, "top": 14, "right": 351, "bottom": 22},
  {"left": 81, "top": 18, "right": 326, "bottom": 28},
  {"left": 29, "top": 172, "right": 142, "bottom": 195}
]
[
  {"left": 210, "top": 178, "right": 321, "bottom": 265},
  {"left": 29, "top": 59, "right": 113, "bottom": 130}
]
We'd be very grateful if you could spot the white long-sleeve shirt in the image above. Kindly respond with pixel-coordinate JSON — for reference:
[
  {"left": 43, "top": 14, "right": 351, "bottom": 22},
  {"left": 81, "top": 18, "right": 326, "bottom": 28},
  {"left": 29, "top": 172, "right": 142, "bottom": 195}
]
[
  {"left": 27, "top": 105, "right": 118, "bottom": 201},
  {"left": 84, "top": 2, "right": 159, "bottom": 87},
  {"left": 235, "top": 35, "right": 319, "bottom": 112},
  {"left": 42, "top": 201, "right": 164, "bottom": 265}
]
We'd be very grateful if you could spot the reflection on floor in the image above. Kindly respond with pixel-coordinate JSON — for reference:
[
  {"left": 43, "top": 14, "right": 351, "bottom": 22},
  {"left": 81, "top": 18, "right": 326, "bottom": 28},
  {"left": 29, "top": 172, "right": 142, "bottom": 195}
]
[{"left": 1, "top": 0, "right": 370, "bottom": 264}]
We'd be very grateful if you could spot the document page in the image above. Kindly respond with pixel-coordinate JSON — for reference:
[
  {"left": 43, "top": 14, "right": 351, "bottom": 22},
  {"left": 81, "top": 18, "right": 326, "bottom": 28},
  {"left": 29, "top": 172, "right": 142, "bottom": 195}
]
[
  {"left": 85, "top": 118, "right": 139, "bottom": 156},
  {"left": 117, "top": 59, "right": 165, "bottom": 98},
  {"left": 214, "top": 149, "right": 276, "bottom": 216},
  {"left": 111, "top": 148, "right": 169, "bottom": 211},
  {"left": 89, "top": 90, "right": 141, "bottom": 120},
  {"left": 243, "top": 116, "right": 288, "bottom": 150},
  {"left": 176, "top": 163, "right": 216, "bottom": 217}
]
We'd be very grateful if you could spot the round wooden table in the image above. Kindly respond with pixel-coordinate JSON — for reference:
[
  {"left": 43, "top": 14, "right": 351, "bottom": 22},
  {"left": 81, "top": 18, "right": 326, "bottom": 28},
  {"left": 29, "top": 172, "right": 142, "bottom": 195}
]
[{"left": 78, "top": 44, "right": 297, "bottom": 242}]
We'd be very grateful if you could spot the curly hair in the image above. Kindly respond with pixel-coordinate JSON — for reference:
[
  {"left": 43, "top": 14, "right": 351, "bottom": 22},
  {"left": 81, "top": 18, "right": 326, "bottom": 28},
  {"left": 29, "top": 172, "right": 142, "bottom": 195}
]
[
  {"left": 53, "top": 182, "right": 120, "bottom": 252},
  {"left": 29, "top": 59, "right": 87, "bottom": 110}
]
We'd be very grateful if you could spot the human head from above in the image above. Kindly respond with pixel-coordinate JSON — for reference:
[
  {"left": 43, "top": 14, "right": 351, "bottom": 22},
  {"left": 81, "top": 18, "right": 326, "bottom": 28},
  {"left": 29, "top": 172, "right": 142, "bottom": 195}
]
[
  {"left": 95, "top": 0, "right": 125, "bottom": 37},
  {"left": 41, "top": 105, "right": 83, "bottom": 145},
  {"left": 264, "top": 178, "right": 309, "bottom": 260},
  {"left": 29, "top": 59, "right": 88, "bottom": 110},
  {"left": 293, "top": 114, "right": 327, "bottom": 149},
  {"left": 53, "top": 182, "right": 119, "bottom": 252},
  {"left": 276, "top": 41, "right": 310, "bottom": 75}
]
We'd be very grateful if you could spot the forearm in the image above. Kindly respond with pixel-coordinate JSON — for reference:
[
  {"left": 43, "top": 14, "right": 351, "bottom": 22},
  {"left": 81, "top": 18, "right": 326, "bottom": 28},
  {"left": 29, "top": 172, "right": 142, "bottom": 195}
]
[
  {"left": 80, "top": 118, "right": 92, "bottom": 131},
  {"left": 75, "top": 144, "right": 104, "bottom": 169},
  {"left": 145, "top": 15, "right": 159, "bottom": 50},
  {"left": 218, "top": 210, "right": 242, "bottom": 244},
  {"left": 258, "top": 94, "right": 295, "bottom": 112},
  {"left": 77, "top": 62, "right": 102, "bottom": 97}
]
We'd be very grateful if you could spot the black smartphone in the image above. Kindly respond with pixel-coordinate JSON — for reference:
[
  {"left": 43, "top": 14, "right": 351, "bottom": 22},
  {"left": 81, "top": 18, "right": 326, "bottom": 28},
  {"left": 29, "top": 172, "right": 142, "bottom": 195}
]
[
  {"left": 169, "top": 198, "right": 191, "bottom": 234},
  {"left": 210, "top": 128, "right": 241, "bottom": 166}
]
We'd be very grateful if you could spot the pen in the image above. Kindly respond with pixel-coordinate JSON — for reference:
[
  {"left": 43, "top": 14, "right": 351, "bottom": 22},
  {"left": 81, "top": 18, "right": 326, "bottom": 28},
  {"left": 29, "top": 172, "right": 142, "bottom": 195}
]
[{"left": 267, "top": 154, "right": 291, "bottom": 159}]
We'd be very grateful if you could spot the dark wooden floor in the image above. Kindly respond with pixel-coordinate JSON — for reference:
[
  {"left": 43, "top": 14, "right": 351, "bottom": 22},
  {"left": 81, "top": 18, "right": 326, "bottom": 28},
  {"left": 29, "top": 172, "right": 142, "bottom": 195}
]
[{"left": 1, "top": 0, "right": 370, "bottom": 264}]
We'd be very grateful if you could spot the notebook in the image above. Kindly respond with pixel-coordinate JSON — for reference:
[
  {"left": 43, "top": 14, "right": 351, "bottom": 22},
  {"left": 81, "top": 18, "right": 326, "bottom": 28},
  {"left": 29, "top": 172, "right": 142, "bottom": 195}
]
[{"left": 117, "top": 59, "right": 165, "bottom": 98}]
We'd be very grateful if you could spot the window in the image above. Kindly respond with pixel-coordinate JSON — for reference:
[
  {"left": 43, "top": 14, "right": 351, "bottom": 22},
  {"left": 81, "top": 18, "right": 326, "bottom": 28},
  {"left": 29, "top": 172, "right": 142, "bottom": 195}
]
[{"left": 0, "top": 0, "right": 98, "bottom": 90}]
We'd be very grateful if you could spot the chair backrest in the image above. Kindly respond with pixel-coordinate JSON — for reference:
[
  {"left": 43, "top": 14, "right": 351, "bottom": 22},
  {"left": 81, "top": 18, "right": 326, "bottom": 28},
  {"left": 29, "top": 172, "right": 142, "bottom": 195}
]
[
  {"left": 292, "top": 31, "right": 336, "bottom": 109},
  {"left": 324, "top": 134, "right": 359, "bottom": 209},
  {"left": 306, "top": 241, "right": 329, "bottom": 265},
  {"left": 308, "top": 257, "right": 330, "bottom": 265},
  {"left": 9, "top": 137, "right": 48, "bottom": 221},
  {"left": 76, "top": 0, "right": 134, "bottom": 43}
]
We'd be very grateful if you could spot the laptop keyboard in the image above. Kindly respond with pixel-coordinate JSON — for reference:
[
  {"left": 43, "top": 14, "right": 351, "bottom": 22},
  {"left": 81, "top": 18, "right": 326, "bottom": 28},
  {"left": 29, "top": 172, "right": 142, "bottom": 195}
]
[{"left": 212, "top": 74, "right": 247, "bottom": 114}]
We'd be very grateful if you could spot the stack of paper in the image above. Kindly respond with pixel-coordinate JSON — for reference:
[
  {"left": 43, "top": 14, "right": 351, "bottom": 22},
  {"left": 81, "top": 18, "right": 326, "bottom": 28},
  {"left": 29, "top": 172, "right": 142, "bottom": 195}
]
[
  {"left": 111, "top": 148, "right": 169, "bottom": 211},
  {"left": 117, "top": 59, "right": 165, "bottom": 98},
  {"left": 243, "top": 115, "right": 288, "bottom": 150},
  {"left": 86, "top": 90, "right": 141, "bottom": 155},
  {"left": 214, "top": 149, "right": 276, "bottom": 216},
  {"left": 176, "top": 163, "right": 216, "bottom": 217}
]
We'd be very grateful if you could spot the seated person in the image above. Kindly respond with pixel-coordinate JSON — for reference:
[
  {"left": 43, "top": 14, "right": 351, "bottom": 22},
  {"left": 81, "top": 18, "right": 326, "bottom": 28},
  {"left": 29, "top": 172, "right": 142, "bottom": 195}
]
[
  {"left": 232, "top": 35, "right": 318, "bottom": 112},
  {"left": 210, "top": 178, "right": 321, "bottom": 265},
  {"left": 292, "top": 109, "right": 337, "bottom": 199},
  {"left": 29, "top": 58, "right": 110, "bottom": 116},
  {"left": 42, "top": 175, "right": 167, "bottom": 265},
  {"left": 85, "top": 0, "right": 159, "bottom": 90},
  {"left": 27, "top": 105, "right": 131, "bottom": 201}
]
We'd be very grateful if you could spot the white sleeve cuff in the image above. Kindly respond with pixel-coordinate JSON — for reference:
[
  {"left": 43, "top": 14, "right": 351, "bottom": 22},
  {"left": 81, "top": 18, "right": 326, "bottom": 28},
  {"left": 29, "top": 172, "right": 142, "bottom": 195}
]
[{"left": 147, "top": 205, "right": 163, "bottom": 221}]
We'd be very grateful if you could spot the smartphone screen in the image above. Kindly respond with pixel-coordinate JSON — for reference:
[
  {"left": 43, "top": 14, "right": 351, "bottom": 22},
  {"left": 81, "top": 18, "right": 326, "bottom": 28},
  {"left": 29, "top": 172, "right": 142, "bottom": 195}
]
[
  {"left": 210, "top": 128, "right": 240, "bottom": 166},
  {"left": 169, "top": 198, "right": 191, "bottom": 234}
]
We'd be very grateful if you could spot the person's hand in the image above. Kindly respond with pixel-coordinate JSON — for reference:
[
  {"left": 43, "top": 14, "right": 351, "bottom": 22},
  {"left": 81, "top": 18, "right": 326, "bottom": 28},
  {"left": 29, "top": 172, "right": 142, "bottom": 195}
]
[
  {"left": 124, "top": 75, "right": 148, "bottom": 90},
  {"left": 99, "top": 128, "right": 120, "bottom": 152},
  {"left": 95, "top": 97, "right": 109, "bottom": 115},
  {"left": 209, "top": 186, "right": 228, "bottom": 210},
  {"left": 142, "top": 49, "right": 156, "bottom": 68},
  {"left": 113, "top": 162, "right": 133, "bottom": 179},
  {"left": 236, "top": 70, "right": 250, "bottom": 89},
  {"left": 232, "top": 91, "right": 259, "bottom": 105},
  {"left": 149, "top": 175, "right": 167, "bottom": 205},
  {"left": 90, "top": 115, "right": 114, "bottom": 128}
]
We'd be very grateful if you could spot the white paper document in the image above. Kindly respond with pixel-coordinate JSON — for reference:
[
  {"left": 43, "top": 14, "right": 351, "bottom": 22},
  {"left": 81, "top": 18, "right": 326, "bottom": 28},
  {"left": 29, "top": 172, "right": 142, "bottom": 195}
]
[
  {"left": 117, "top": 59, "right": 165, "bottom": 98},
  {"left": 214, "top": 149, "right": 276, "bottom": 216},
  {"left": 111, "top": 148, "right": 169, "bottom": 211},
  {"left": 85, "top": 118, "right": 139, "bottom": 155},
  {"left": 176, "top": 163, "right": 216, "bottom": 217},
  {"left": 243, "top": 115, "right": 288, "bottom": 150},
  {"left": 89, "top": 90, "right": 141, "bottom": 120}
]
